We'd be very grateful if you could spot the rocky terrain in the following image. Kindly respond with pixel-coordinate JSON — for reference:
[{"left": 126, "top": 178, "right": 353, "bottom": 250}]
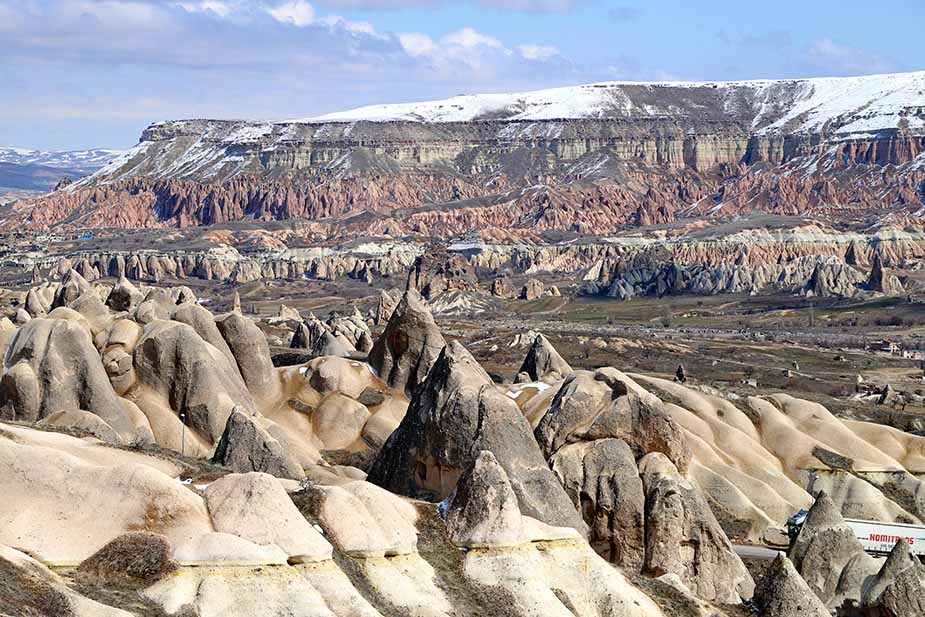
[
  {"left": 0, "top": 218, "right": 918, "bottom": 306},
  {"left": 0, "top": 147, "right": 123, "bottom": 192},
  {"left": 2, "top": 72, "right": 923, "bottom": 235},
  {"left": 4, "top": 266, "right": 925, "bottom": 616}
]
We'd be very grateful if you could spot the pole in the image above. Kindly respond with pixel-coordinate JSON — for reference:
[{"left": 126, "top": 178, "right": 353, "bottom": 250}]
[{"left": 180, "top": 412, "right": 186, "bottom": 457}]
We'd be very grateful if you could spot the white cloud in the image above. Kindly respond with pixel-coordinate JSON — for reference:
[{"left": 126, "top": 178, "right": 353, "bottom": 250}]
[
  {"left": 441, "top": 27, "right": 503, "bottom": 50},
  {"left": 399, "top": 32, "right": 438, "bottom": 57},
  {"left": 0, "top": 0, "right": 598, "bottom": 148},
  {"left": 267, "top": 0, "right": 316, "bottom": 27},
  {"left": 516, "top": 44, "right": 557, "bottom": 60},
  {"left": 808, "top": 38, "right": 895, "bottom": 75},
  {"left": 175, "top": 1, "right": 232, "bottom": 17},
  {"left": 319, "top": 15, "right": 377, "bottom": 35}
]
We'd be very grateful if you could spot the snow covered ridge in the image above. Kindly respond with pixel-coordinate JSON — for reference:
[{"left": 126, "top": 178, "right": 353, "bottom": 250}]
[
  {"left": 0, "top": 147, "right": 125, "bottom": 173},
  {"left": 302, "top": 71, "right": 925, "bottom": 136}
]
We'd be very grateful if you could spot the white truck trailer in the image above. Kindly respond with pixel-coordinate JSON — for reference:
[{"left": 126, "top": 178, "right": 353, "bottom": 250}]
[
  {"left": 788, "top": 509, "right": 925, "bottom": 557},
  {"left": 845, "top": 518, "right": 925, "bottom": 557}
]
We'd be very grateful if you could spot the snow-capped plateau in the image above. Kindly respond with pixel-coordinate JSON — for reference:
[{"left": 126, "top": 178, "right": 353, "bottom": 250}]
[{"left": 303, "top": 71, "right": 925, "bottom": 137}]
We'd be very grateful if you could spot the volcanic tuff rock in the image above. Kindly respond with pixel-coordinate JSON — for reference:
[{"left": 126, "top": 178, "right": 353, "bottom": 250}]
[
  {"left": 639, "top": 452, "right": 754, "bottom": 604},
  {"left": 862, "top": 539, "right": 919, "bottom": 609},
  {"left": 789, "top": 491, "right": 880, "bottom": 607},
  {"left": 548, "top": 438, "right": 645, "bottom": 568},
  {"left": 211, "top": 409, "right": 306, "bottom": 481},
  {"left": 368, "top": 340, "right": 588, "bottom": 534},
  {"left": 10, "top": 269, "right": 925, "bottom": 613},
  {"left": 517, "top": 333, "right": 573, "bottom": 384},
  {"left": 753, "top": 554, "right": 829, "bottom": 617},
  {"left": 367, "top": 289, "right": 446, "bottom": 396},
  {"left": 444, "top": 450, "right": 527, "bottom": 548}
]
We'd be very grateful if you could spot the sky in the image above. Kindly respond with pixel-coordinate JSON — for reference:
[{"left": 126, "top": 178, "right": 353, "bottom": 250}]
[{"left": 1, "top": 0, "right": 924, "bottom": 150}]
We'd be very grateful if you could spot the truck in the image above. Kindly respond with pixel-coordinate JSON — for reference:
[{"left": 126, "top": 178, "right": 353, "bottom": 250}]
[{"left": 787, "top": 510, "right": 925, "bottom": 558}]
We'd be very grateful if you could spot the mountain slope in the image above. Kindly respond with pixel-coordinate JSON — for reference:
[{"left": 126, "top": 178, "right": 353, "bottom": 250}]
[
  {"left": 6, "top": 72, "right": 925, "bottom": 233},
  {"left": 0, "top": 147, "right": 125, "bottom": 192}
]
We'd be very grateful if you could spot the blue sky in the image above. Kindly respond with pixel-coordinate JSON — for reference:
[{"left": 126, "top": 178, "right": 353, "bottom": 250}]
[{"left": 1, "top": 0, "right": 923, "bottom": 150}]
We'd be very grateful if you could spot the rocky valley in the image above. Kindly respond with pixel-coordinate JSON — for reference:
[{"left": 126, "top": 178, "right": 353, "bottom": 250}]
[{"left": 5, "top": 69, "right": 925, "bottom": 617}]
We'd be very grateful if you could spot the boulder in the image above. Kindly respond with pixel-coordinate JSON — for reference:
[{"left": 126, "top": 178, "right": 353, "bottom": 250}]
[
  {"left": 25, "top": 288, "right": 49, "bottom": 317},
  {"left": 490, "top": 277, "right": 512, "bottom": 298},
  {"left": 753, "top": 553, "right": 829, "bottom": 617},
  {"left": 276, "top": 304, "right": 302, "bottom": 322},
  {"left": 368, "top": 289, "right": 446, "bottom": 396},
  {"left": 105, "top": 276, "right": 143, "bottom": 313},
  {"left": 789, "top": 491, "right": 877, "bottom": 606},
  {"left": 300, "top": 480, "right": 418, "bottom": 558},
  {"left": 312, "top": 393, "right": 370, "bottom": 450},
  {"left": 212, "top": 410, "right": 305, "bottom": 481},
  {"left": 517, "top": 333, "right": 572, "bottom": 383},
  {"left": 863, "top": 539, "right": 919, "bottom": 608},
  {"left": 519, "top": 278, "right": 544, "bottom": 300},
  {"left": 535, "top": 368, "right": 691, "bottom": 472},
  {"left": 368, "top": 341, "right": 586, "bottom": 535},
  {"left": 311, "top": 330, "right": 355, "bottom": 358},
  {"left": 51, "top": 269, "right": 93, "bottom": 309},
  {"left": 133, "top": 320, "right": 257, "bottom": 444},
  {"left": 372, "top": 288, "right": 400, "bottom": 326},
  {"left": 878, "top": 563, "right": 925, "bottom": 617},
  {"left": 172, "top": 302, "right": 238, "bottom": 370}
]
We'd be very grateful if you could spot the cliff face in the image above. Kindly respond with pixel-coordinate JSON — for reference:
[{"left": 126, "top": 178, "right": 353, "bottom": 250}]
[{"left": 6, "top": 72, "right": 925, "bottom": 234}]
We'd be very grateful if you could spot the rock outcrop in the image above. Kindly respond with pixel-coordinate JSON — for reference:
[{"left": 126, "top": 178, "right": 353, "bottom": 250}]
[
  {"left": 368, "top": 341, "right": 587, "bottom": 534},
  {"left": 517, "top": 333, "right": 572, "bottom": 383},
  {"left": 368, "top": 289, "right": 445, "bottom": 396},
  {"left": 640, "top": 452, "right": 754, "bottom": 604},
  {"left": 444, "top": 450, "right": 526, "bottom": 548},
  {"left": 753, "top": 553, "right": 829, "bottom": 617},
  {"left": 789, "top": 491, "right": 880, "bottom": 607},
  {"left": 211, "top": 409, "right": 305, "bottom": 481}
]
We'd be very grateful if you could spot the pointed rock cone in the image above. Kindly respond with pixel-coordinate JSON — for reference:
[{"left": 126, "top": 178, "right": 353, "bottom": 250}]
[
  {"left": 790, "top": 491, "right": 874, "bottom": 606},
  {"left": 212, "top": 409, "right": 305, "bottom": 481},
  {"left": 869, "top": 252, "right": 887, "bottom": 292},
  {"left": 754, "top": 553, "right": 829, "bottom": 617},
  {"left": 232, "top": 290, "right": 242, "bottom": 313},
  {"left": 372, "top": 289, "right": 400, "bottom": 326},
  {"left": 290, "top": 321, "right": 312, "bottom": 349},
  {"left": 878, "top": 560, "right": 925, "bottom": 617},
  {"left": 52, "top": 268, "right": 92, "bottom": 309},
  {"left": 863, "top": 538, "right": 918, "bottom": 607},
  {"left": 517, "top": 333, "right": 572, "bottom": 383},
  {"left": 106, "top": 276, "right": 143, "bottom": 313},
  {"left": 368, "top": 289, "right": 445, "bottom": 396},
  {"left": 24, "top": 288, "right": 48, "bottom": 317},
  {"left": 445, "top": 450, "right": 525, "bottom": 548},
  {"left": 368, "top": 340, "right": 587, "bottom": 535}
]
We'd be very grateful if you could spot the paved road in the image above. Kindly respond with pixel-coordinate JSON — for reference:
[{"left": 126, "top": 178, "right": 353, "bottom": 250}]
[{"left": 733, "top": 544, "right": 783, "bottom": 561}]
